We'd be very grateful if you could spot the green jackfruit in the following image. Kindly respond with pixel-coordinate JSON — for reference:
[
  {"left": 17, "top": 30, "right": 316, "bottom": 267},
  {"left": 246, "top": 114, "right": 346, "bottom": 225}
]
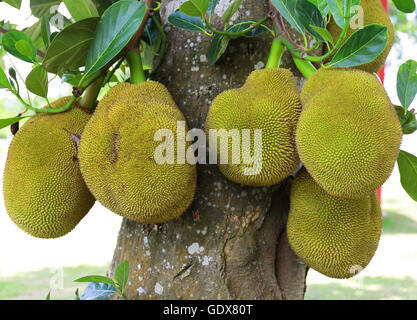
[
  {"left": 287, "top": 168, "right": 382, "bottom": 279},
  {"left": 328, "top": 0, "right": 394, "bottom": 74},
  {"left": 297, "top": 68, "right": 402, "bottom": 199},
  {"left": 78, "top": 81, "right": 197, "bottom": 224},
  {"left": 205, "top": 68, "right": 302, "bottom": 186},
  {"left": 3, "top": 97, "right": 95, "bottom": 239}
]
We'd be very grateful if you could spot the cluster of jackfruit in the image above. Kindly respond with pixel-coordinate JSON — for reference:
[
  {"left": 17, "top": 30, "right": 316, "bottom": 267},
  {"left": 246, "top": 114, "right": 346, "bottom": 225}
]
[
  {"left": 203, "top": 2, "right": 398, "bottom": 278},
  {"left": 3, "top": 81, "right": 197, "bottom": 238},
  {"left": 3, "top": 98, "right": 95, "bottom": 239}
]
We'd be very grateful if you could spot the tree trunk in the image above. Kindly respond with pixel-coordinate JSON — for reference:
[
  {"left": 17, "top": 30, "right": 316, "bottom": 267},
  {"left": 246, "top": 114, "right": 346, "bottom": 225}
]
[{"left": 109, "top": 0, "right": 309, "bottom": 300}]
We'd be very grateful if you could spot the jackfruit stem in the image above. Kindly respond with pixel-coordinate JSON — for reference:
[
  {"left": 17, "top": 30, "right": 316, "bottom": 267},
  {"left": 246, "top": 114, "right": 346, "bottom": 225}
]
[
  {"left": 292, "top": 57, "right": 317, "bottom": 79},
  {"left": 266, "top": 38, "right": 285, "bottom": 69},
  {"left": 79, "top": 76, "right": 105, "bottom": 111},
  {"left": 126, "top": 50, "right": 147, "bottom": 84}
]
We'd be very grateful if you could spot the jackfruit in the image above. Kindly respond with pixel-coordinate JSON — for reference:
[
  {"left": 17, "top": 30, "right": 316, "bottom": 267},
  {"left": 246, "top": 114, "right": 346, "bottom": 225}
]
[
  {"left": 204, "top": 68, "right": 301, "bottom": 186},
  {"left": 327, "top": 0, "right": 394, "bottom": 74},
  {"left": 287, "top": 168, "right": 382, "bottom": 279},
  {"left": 78, "top": 81, "right": 197, "bottom": 224},
  {"left": 296, "top": 68, "right": 402, "bottom": 199},
  {"left": 3, "top": 97, "right": 95, "bottom": 239}
]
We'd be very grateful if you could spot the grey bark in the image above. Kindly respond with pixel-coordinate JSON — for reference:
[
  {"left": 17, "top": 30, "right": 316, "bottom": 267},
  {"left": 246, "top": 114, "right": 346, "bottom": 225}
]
[{"left": 109, "top": 0, "right": 309, "bottom": 300}]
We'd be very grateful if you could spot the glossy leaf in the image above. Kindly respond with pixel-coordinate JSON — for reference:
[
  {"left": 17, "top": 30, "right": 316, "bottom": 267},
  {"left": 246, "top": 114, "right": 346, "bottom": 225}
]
[
  {"left": 25, "top": 65, "right": 48, "bottom": 98},
  {"left": 397, "top": 60, "right": 417, "bottom": 110},
  {"left": 208, "top": 34, "right": 230, "bottom": 65},
  {"left": 296, "top": 0, "right": 325, "bottom": 40},
  {"left": 30, "top": 0, "right": 61, "bottom": 18},
  {"left": 114, "top": 260, "right": 129, "bottom": 293},
  {"left": 41, "top": 16, "right": 51, "bottom": 49},
  {"left": 63, "top": 0, "right": 99, "bottom": 21},
  {"left": 397, "top": 150, "right": 417, "bottom": 202},
  {"left": 307, "top": 0, "right": 329, "bottom": 17},
  {"left": 80, "top": 282, "right": 116, "bottom": 300},
  {"left": 393, "top": 0, "right": 416, "bottom": 13},
  {"left": 271, "top": 0, "right": 305, "bottom": 34},
  {"left": 208, "top": 0, "right": 218, "bottom": 16},
  {"left": 3, "top": 0, "right": 22, "bottom": 9},
  {"left": 43, "top": 17, "right": 100, "bottom": 74},
  {"left": 85, "top": 0, "right": 146, "bottom": 76},
  {"left": 403, "top": 114, "right": 417, "bottom": 135},
  {"left": 180, "top": 0, "right": 210, "bottom": 17},
  {"left": 168, "top": 11, "right": 206, "bottom": 33},
  {"left": 0, "top": 67, "right": 10, "bottom": 89},
  {"left": 328, "top": 0, "right": 360, "bottom": 28},
  {"left": 310, "top": 25, "right": 334, "bottom": 45},
  {"left": 74, "top": 275, "right": 116, "bottom": 286},
  {"left": 329, "top": 24, "right": 388, "bottom": 68},
  {"left": 0, "top": 116, "right": 31, "bottom": 130},
  {"left": 222, "top": 0, "right": 243, "bottom": 25},
  {"left": 15, "top": 40, "right": 35, "bottom": 60},
  {"left": 1, "top": 31, "right": 36, "bottom": 62},
  {"left": 227, "top": 21, "right": 268, "bottom": 37}
]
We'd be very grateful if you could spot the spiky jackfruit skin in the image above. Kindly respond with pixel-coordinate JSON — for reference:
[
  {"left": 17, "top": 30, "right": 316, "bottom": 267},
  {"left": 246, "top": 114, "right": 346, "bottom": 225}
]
[
  {"left": 78, "top": 81, "right": 197, "bottom": 224},
  {"left": 297, "top": 68, "right": 402, "bottom": 199},
  {"left": 3, "top": 98, "right": 95, "bottom": 239},
  {"left": 327, "top": 0, "right": 394, "bottom": 74},
  {"left": 287, "top": 168, "right": 382, "bottom": 279},
  {"left": 204, "top": 68, "right": 302, "bottom": 186}
]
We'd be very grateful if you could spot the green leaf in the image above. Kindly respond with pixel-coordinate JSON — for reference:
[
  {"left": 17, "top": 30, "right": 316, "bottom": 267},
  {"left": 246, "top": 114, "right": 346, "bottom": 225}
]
[
  {"left": 1, "top": 31, "right": 36, "bottom": 62},
  {"left": 81, "top": 282, "right": 116, "bottom": 300},
  {"left": 227, "top": 21, "right": 268, "bottom": 37},
  {"left": 397, "top": 150, "right": 417, "bottom": 202},
  {"left": 271, "top": 0, "right": 305, "bottom": 34},
  {"left": 403, "top": 114, "right": 417, "bottom": 135},
  {"left": 397, "top": 60, "right": 417, "bottom": 110},
  {"left": 222, "top": 0, "right": 243, "bottom": 25},
  {"left": 310, "top": 25, "right": 334, "bottom": 45},
  {"left": 296, "top": 0, "right": 325, "bottom": 40},
  {"left": 46, "top": 291, "right": 51, "bottom": 300},
  {"left": 2, "top": 0, "right": 22, "bottom": 9},
  {"left": 43, "top": 17, "right": 100, "bottom": 74},
  {"left": 63, "top": 0, "right": 99, "bottom": 21},
  {"left": 0, "top": 67, "right": 11, "bottom": 89},
  {"left": 114, "top": 260, "right": 129, "bottom": 293},
  {"left": 30, "top": 0, "right": 62, "bottom": 18},
  {"left": 329, "top": 24, "right": 388, "bottom": 68},
  {"left": 208, "top": 34, "right": 230, "bottom": 65},
  {"left": 0, "top": 116, "right": 31, "bottom": 130},
  {"left": 328, "top": 0, "right": 360, "bottom": 28},
  {"left": 168, "top": 11, "right": 206, "bottom": 33},
  {"left": 307, "top": 0, "right": 329, "bottom": 17},
  {"left": 15, "top": 40, "right": 35, "bottom": 60},
  {"left": 180, "top": 0, "right": 210, "bottom": 17},
  {"left": 208, "top": 0, "right": 218, "bottom": 16},
  {"left": 393, "top": 0, "right": 416, "bottom": 13},
  {"left": 85, "top": 0, "right": 146, "bottom": 76},
  {"left": 74, "top": 275, "right": 116, "bottom": 286},
  {"left": 41, "top": 16, "right": 51, "bottom": 49},
  {"left": 25, "top": 65, "right": 48, "bottom": 97}
]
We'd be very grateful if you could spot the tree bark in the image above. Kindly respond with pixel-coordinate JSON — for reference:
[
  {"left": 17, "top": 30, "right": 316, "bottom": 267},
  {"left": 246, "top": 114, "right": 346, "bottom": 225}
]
[{"left": 109, "top": 0, "right": 309, "bottom": 300}]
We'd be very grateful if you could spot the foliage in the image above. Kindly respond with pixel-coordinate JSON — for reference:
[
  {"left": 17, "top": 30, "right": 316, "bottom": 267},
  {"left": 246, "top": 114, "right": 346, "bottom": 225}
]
[
  {"left": 0, "top": 2, "right": 416, "bottom": 209},
  {"left": 45, "top": 260, "right": 130, "bottom": 300}
]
